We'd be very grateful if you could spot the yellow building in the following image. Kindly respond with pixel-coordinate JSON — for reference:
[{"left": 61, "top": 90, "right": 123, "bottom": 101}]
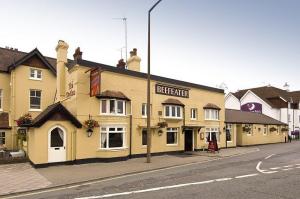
[
  {"left": 1, "top": 41, "right": 229, "bottom": 166},
  {"left": 225, "top": 109, "right": 288, "bottom": 146}
]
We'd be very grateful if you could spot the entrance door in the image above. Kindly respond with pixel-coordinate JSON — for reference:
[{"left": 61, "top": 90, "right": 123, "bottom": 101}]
[
  {"left": 48, "top": 126, "right": 66, "bottom": 163},
  {"left": 184, "top": 130, "right": 193, "bottom": 151}
]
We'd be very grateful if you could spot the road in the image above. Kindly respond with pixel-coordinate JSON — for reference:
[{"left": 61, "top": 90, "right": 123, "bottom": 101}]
[{"left": 5, "top": 142, "right": 300, "bottom": 199}]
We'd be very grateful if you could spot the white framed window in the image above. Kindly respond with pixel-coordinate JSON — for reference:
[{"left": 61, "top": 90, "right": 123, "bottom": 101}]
[
  {"left": 191, "top": 108, "right": 197, "bottom": 120},
  {"left": 165, "top": 105, "right": 182, "bottom": 119},
  {"left": 142, "top": 103, "right": 152, "bottom": 118},
  {"left": 166, "top": 127, "right": 178, "bottom": 145},
  {"left": 30, "top": 89, "right": 41, "bottom": 110},
  {"left": 0, "top": 132, "right": 5, "bottom": 145},
  {"left": 0, "top": 89, "right": 2, "bottom": 111},
  {"left": 100, "top": 126, "right": 126, "bottom": 149},
  {"left": 204, "top": 109, "right": 219, "bottom": 120},
  {"left": 29, "top": 68, "right": 42, "bottom": 80},
  {"left": 226, "top": 124, "right": 232, "bottom": 142},
  {"left": 205, "top": 127, "right": 220, "bottom": 143},
  {"left": 100, "top": 99, "right": 126, "bottom": 116},
  {"left": 263, "top": 125, "right": 267, "bottom": 136}
]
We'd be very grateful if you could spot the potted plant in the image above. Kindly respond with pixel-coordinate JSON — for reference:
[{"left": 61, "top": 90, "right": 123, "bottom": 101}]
[
  {"left": 16, "top": 113, "right": 32, "bottom": 127},
  {"left": 83, "top": 118, "right": 99, "bottom": 137}
]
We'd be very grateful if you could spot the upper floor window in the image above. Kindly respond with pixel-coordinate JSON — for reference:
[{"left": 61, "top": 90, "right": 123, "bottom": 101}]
[
  {"left": 100, "top": 126, "right": 125, "bottom": 149},
  {"left": 191, "top": 108, "right": 197, "bottom": 120},
  {"left": 0, "top": 89, "right": 2, "bottom": 110},
  {"left": 30, "top": 89, "right": 41, "bottom": 110},
  {"left": 204, "top": 109, "right": 219, "bottom": 120},
  {"left": 29, "top": 68, "right": 42, "bottom": 80},
  {"left": 100, "top": 99, "right": 125, "bottom": 115},
  {"left": 142, "top": 103, "right": 152, "bottom": 118},
  {"left": 165, "top": 105, "right": 182, "bottom": 119}
]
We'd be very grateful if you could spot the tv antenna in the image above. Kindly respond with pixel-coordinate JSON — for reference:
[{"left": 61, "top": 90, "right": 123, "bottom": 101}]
[
  {"left": 113, "top": 17, "right": 128, "bottom": 67},
  {"left": 116, "top": 46, "right": 126, "bottom": 59}
]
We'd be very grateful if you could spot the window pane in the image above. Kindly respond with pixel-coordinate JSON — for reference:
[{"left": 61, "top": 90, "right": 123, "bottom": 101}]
[
  {"left": 166, "top": 106, "right": 170, "bottom": 117},
  {"left": 167, "top": 131, "right": 176, "bottom": 144},
  {"left": 109, "top": 133, "right": 123, "bottom": 148},
  {"left": 117, "top": 127, "right": 123, "bottom": 131},
  {"left": 142, "top": 129, "right": 147, "bottom": 145},
  {"left": 171, "top": 106, "right": 176, "bottom": 117},
  {"left": 101, "top": 133, "right": 107, "bottom": 148},
  {"left": 101, "top": 100, "right": 107, "bottom": 113},
  {"left": 117, "top": 101, "right": 124, "bottom": 114},
  {"left": 110, "top": 100, "right": 115, "bottom": 113},
  {"left": 30, "top": 69, "right": 35, "bottom": 78},
  {"left": 176, "top": 106, "right": 181, "bottom": 117},
  {"left": 109, "top": 127, "right": 115, "bottom": 131},
  {"left": 142, "top": 104, "right": 146, "bottom": 116},
  {"left": 37, "top": 70, "right": 42, "bottom": 78},
  {"left": 50, "top": 128, "right": 63, "bottom": 147}
]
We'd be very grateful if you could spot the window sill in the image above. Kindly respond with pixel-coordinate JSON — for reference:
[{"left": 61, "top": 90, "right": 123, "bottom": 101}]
[
  {"left": 163, "top": 117, "right": 183, "bottom": 120},
  {"left": 29, "top": 109, "right": 42, "bottom": 112},
  {"left": 166, "top": 144, "right": 178, "bottom": 146},
  {"left": 29, "top": 78, "right": 42, "bottom": 81},
  {"left": 98, "top": 147, "right": 128, "bottom": 152},
  {"left": 204, "top": 119, "right": 220, "bottom": 121},
  {"left": 99, "top": 114, "right": 127, "bottom": 117}
]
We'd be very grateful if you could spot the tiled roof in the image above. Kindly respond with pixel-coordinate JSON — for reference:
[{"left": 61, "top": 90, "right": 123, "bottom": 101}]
[
  {"left": 0, "top": 112, "right": 10, "bottom": 129},
  {"left": 31, "top": 102, "right": 82, "bottom": 128},
  {"left": 162, "top": 98, "right": 184, "bottom": 106},
  {"left": 232, "top": 86, "right": 300, "bottom": 108},
  {"left": 96, "top": 90, "right": 130, "bottom": 101},
  {"left": 225, "top": 109, "right": 286, "bottom": 125},
  {"left": 203, "top": 103, "right": 221, "bottom": 110}
]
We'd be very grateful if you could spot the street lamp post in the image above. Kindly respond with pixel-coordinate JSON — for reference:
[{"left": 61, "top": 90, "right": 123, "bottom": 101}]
[{"left": 147, "top": 0, "right": 162, "bottom": 163}]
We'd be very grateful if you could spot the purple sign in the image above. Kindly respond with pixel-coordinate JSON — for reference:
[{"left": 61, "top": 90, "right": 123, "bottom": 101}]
[{"left": 241, "top": 102, "right": 262, "bottom": 113}]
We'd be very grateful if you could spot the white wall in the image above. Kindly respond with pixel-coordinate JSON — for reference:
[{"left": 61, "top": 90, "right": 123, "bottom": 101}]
[
  {"left": 240, "top": 91, "right": 280, "bottom": 120},
  {"left": 225, "top": 94, "right": 240, "bottom": 110}
]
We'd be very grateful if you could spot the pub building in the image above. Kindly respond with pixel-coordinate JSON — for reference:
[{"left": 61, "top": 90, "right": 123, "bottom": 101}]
[{"left": 0, "top": 40, "right": 229, "bottom": 166}]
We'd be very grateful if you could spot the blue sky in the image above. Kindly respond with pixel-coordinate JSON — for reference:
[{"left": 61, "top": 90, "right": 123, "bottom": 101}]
[{"left": 1, "top": 0, "right": 299, "bottom": 92}]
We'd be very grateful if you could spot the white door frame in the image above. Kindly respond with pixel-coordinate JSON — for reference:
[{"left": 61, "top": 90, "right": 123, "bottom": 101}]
[{"left": 48, "top": 125, "right": 67, "bottom": 163}]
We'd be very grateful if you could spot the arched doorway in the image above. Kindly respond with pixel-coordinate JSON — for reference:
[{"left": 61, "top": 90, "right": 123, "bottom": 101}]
[{"left": 48, "top": 126, "right": 66, "bottom": 163}]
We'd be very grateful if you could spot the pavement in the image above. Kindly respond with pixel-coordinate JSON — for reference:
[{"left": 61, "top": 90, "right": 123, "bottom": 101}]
[{"left": 0, "top": 146, "right": 258, "bottom": 197}]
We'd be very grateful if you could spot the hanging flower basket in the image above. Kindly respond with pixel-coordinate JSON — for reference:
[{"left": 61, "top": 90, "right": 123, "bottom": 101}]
[
  {"left": 243, "top": 126, "right": 251, "bottom": 132},
  {"left": 83, "top": 119, "right": 99, "bottom": 137},
  {"left": 157, "top": 122, "right": 168, "bottom": 128},
  {"left": 16, "top": 113, "right": 32, "bottom": 127}
]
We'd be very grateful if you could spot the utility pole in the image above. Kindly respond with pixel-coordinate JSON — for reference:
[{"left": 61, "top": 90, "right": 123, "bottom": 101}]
[{"left": 147, "top": 0, "right": 162, "bottom": 163}]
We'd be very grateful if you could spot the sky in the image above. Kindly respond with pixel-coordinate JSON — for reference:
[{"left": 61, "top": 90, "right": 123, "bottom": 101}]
[{"left": 1, "top": 0, "right": 300, "bottom": 92}]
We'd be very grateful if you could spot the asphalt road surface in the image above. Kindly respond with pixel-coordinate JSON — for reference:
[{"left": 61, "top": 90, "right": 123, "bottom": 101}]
[{"left": 5, "top": 142, "right": 300, "bottom": 199}]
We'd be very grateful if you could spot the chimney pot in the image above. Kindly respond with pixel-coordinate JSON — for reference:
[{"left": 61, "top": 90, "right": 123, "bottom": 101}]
[
  {"left": 117, "top": 59, "right": 126, "bottom": 69},
  {"left": 73, "top": 47, "right": 83, "bottom": 62},
  {"left": 127, "top": 48, "right": 141, "bottom": 72}
]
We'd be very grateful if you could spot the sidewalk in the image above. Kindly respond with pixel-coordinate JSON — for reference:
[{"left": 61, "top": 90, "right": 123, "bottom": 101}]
[{"left": 0, "top": 147, "right": 258, "bottom": 196}]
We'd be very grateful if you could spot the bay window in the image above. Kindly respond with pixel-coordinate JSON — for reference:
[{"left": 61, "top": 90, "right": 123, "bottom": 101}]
[
  {"left": 100, "top": 99, "right": 126, "bottom": 115},
  {"left": 100, "top": 126, "right": 126, "bottom": 149},
  {"left": 165, "top": 105, "right": 182, "bottom": 119},
  {"left": 205, "top": 109, "right": 219, "bottom": 120},
  {"left": 205, "top": 127, "right": 220, "bottom": 142},
  {"left": 166, "top": 127, "right": 178, "bottom": 145}
]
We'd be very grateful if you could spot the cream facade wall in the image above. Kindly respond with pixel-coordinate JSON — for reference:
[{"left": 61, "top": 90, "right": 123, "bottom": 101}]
[
  {"left": 0, "top": 73, "right": 10, "bottom": 112},
  {"left": 235, "top": 124, "right": 287, "bottom": 146}
]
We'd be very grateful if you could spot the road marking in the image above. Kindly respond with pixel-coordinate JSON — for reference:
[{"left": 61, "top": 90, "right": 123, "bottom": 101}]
[
  {"left": 215, "top": 178, "right": 232, "bottom": 182},
  {"left": 282, "top": 168, "right": 293, "bottom": 171},
  {"left": 235, "top": 173, "right": 258, "bottom": 179},
  {"left": 2, "top": 148, "right": 261, "bottom": 199},
  {"left": 74, "top": 180, "right": 215, "bottom": 199},
  {"left": 283, "top": 165, "right": 293, "bottom": 168},
  {"left": 265, "top": 154, "right": 275, "bottom": 160},
  {"left": 296, "top": 166, "right": 300, "bottom": 169},
  {"left": 270, "top": 167, "right": 281, "bottom": 170}
]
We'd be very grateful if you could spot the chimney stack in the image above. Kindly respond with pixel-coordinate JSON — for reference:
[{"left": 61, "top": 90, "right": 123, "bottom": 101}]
[
  {"left": 127, "top": 48, "right": 141, "bottom": 72},
  {"left": 55, "top": 40, "right": 69, "bottom": 102},
  {"left": 117, "top": 59, "right": 126, "bottom": 69},
  {"left": 73, "top": 47, "right": 82, "bottom": 63}
]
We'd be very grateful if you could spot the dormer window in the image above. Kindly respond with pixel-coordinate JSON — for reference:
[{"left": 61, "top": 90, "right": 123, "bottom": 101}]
[
  {"left": 203, "top": 103, "right": 221, "bottom": 121},
  {"left": 29, "top": 68, "right": 42, "bottom": 80}
]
